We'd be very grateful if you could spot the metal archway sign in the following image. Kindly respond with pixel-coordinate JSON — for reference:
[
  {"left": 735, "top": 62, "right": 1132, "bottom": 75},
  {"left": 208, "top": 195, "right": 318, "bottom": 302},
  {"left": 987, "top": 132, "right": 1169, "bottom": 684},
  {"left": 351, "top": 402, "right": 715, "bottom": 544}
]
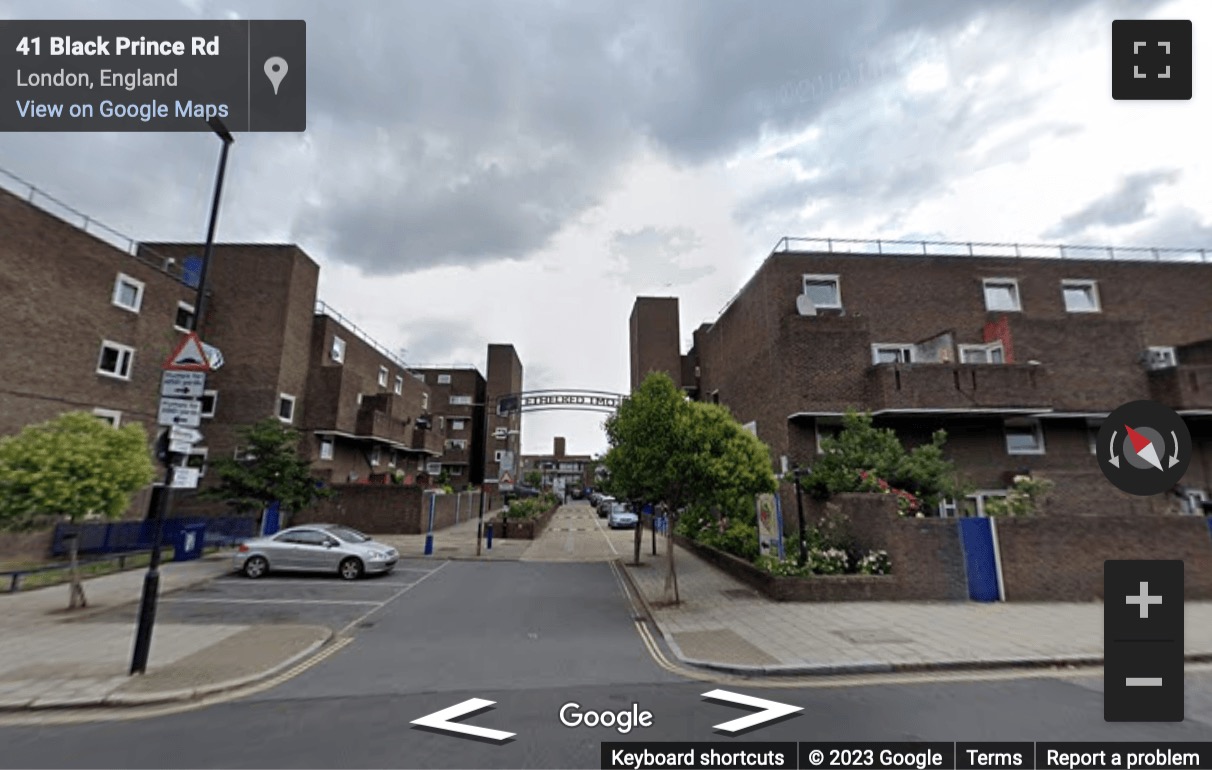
[{"left": 495, "top": 389, "right": 624, "bottom": 415}]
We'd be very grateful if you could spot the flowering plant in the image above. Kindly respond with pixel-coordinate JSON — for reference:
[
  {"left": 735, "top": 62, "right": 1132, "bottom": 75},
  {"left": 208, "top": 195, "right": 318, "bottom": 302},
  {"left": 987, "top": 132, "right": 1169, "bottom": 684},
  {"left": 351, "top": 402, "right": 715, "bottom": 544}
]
[
  {"left": 857, "top": 550, "right": 891, "bottom": 575},
  {"left": 856, "top": 470, "right": 922, "bottom": 516}
]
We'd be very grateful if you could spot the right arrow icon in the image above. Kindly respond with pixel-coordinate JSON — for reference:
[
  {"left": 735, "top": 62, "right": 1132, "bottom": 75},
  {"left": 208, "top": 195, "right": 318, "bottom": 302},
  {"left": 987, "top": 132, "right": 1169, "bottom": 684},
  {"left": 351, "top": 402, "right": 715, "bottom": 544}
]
[{"left": 702, "top": 689, "right": 802, "bottom": 734}]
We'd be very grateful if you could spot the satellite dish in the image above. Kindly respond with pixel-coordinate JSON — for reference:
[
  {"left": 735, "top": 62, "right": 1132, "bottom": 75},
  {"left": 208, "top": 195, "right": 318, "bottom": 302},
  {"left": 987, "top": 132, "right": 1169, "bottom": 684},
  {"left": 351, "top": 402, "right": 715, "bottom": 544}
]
[{"left": 796, "top": 294, "right": 817, "bottom": 316}]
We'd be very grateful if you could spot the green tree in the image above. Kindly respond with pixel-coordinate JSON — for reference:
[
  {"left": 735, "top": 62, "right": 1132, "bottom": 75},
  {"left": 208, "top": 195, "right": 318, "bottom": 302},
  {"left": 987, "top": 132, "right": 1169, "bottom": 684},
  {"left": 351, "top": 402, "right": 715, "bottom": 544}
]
[
  {"left": 0, "top": 411, "right": 156, "bottom": 608},
  {"left": 801, "top": 409, "right": 963, "bottom": 513},
  {"left": 604, "top": 372, "right": 777, "bottom": 602},
  {"left": 203, "top": 418, "right": 332, "bottom": 515},
  {"left": 524, "top": 470, "right": 543, "bottom": 488},
  {"left": 984, "top": 475, "right": 1053, "bottom": 516}
]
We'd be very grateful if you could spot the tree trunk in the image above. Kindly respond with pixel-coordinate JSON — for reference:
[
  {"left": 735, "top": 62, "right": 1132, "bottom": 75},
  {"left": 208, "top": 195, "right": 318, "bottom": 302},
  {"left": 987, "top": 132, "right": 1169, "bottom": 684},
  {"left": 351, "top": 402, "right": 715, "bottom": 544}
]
[
  {"left": 662, "top": 519, "right": 680, "bottom": 604},
  {"left": 67, "top": 534, "right": 86, "bottom": 609}
]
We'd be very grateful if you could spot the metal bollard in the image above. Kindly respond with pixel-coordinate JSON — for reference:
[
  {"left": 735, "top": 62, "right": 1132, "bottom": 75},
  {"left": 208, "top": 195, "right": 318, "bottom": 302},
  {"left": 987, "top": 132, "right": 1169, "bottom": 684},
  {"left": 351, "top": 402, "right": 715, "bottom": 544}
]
[
  {"left": 486, "top": 523, "right": 494, "bottom": 550},
  {"left": 424, "top": 533, "right": 434, "bottom": 556}
]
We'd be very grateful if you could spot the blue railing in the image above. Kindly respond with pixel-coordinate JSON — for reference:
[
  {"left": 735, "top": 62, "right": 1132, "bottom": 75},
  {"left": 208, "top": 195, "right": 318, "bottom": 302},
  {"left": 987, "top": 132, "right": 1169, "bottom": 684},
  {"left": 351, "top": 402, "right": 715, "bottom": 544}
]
[{"left": 51, "top": 516, "right": 258, "bottom": 557}]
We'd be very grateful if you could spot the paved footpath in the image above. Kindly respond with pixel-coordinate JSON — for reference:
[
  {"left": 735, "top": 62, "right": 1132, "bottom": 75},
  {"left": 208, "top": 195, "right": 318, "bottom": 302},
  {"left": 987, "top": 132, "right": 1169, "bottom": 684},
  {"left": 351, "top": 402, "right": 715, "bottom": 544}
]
[
  {"left": 0, "top": 553, "right": 330, "bottom": 710},
  {"left": 617, "top": 521, "right": 1212, "bottom": 675}
]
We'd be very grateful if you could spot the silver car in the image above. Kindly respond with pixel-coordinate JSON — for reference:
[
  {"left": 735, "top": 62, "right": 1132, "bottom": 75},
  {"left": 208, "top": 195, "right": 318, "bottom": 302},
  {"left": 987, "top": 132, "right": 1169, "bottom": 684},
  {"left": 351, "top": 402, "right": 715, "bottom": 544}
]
[
  {"left": 233, "top": 524, "right": 398, "bottom": 580},
  {"left": 607, "top": 503, "right": 638, "bottom": 529}
]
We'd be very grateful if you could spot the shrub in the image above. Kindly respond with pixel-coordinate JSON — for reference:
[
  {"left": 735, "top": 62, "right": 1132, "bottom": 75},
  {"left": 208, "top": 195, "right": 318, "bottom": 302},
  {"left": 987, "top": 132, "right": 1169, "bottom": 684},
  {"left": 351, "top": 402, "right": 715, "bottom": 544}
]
[
  {"left": 984, "top": 475, "right": 1053, "bottom": 516},
  {"left": 755, "top": 547, "right": 892, "bottom": 577},
  {"left": 856, "top": 550, "right": 891, "bottom": 575}
]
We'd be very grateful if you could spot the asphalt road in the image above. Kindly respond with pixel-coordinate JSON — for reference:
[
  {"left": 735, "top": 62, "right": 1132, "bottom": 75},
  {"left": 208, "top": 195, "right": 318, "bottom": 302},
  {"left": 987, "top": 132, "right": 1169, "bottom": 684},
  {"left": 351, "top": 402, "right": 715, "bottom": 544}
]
[{"left": 4, "top": 559, "right": 1212, "bottom": 769}]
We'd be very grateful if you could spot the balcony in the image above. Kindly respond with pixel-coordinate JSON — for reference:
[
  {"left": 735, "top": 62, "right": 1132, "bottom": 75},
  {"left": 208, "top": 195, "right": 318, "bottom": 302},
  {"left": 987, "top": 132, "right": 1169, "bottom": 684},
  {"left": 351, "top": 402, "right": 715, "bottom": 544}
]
[
  {"left": 354, "top": 407, "right": 410, "bottom": 446},
  {"left": 866, "top": 363, "right": 1051, "bottom": 412},
  {"left": 1148, "top": 365, "right": 1212, "bottom": 411},
  {"left": 411, "top": 426, "right": 444, "bottom": 455}
]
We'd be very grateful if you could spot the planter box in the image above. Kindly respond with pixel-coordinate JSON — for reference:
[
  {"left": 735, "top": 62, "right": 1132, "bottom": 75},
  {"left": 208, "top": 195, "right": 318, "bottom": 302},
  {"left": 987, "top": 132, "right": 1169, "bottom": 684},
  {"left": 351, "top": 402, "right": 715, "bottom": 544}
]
[
  {"left": 495, "top": 505, "right": 559, "bottom": 540},
  {"left": 674, "top": 535, "right": 901, "bottom": 602}
]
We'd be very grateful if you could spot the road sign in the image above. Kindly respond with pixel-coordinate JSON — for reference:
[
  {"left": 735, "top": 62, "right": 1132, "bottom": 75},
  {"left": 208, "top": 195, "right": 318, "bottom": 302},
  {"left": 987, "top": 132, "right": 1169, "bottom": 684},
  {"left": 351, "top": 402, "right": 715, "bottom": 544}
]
[
  {"left": 170, "top": 467, "right": 200, "bottom": 489},
  {"left": 158, "top": 397, "right": 202, "bottom": 427},
  {"left": 163, "top": 332, "right": 212, "bottom": 372},
  {"left": 160, "top": 370, "right": 206, "bottom": 398},
  {"left": 168, "top": 440, "right": 195, "bottom": 455},
  {"left": 168, "top": 425, "right": 204, "bottom": 444},
  {"left": 499, "top": 470, "right": 514, "bottom": 485},
  {"left": 201, "top": 342, "right": 224, "bottom": 371}
]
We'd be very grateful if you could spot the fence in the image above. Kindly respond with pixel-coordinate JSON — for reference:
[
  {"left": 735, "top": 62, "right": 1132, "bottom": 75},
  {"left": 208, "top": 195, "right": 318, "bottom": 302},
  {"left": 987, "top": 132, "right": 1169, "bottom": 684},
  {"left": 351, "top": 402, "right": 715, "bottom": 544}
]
[{"left": 51, "top": 516, "right": 258, "bottom": 557}]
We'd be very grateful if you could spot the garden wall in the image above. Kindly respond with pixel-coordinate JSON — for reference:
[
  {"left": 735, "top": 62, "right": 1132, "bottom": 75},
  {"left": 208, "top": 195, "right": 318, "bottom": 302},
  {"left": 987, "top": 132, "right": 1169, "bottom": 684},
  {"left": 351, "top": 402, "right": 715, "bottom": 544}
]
[
  {"left": 294, "top": 487, "right": 483, "bottom": 534},
  {"left": 493, "top": 504, "right": 560, "bottom": 540}
]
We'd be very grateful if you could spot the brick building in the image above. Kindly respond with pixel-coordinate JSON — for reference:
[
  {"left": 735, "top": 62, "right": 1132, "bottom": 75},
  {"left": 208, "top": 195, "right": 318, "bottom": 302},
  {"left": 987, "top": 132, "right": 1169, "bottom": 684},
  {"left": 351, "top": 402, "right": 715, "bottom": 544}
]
[
  {"left": 0, "top": 175, "right": 516, "bottom": 520},
  {"left": 520, "top": 436, "right": 594, "bottom": 492},
  {"left": 482, "top": 344, "right": 525, "bottom": 487},
  {"left": 630, "top": 237, "right": 1212, "bottom": 516}
]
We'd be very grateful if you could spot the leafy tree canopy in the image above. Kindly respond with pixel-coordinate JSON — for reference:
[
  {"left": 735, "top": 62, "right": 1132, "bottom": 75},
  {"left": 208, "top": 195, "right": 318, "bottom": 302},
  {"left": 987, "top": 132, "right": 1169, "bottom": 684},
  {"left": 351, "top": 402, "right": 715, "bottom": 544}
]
[
  {"left": 203, "top": 418, "right": 332, "bottom": 513},
  {"left": 0, "top": 411, "right": 156, "bottom": 531}
]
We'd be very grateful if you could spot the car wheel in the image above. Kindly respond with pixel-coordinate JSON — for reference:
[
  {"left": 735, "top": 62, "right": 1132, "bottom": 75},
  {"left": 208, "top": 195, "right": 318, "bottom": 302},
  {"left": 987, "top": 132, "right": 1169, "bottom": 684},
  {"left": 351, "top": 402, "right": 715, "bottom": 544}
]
[
  {"left": 243, "top": 556, "right": 269, "bottom": 579},
  {"left": 339, "top": 557, "right": 364, "bottom": 581}
]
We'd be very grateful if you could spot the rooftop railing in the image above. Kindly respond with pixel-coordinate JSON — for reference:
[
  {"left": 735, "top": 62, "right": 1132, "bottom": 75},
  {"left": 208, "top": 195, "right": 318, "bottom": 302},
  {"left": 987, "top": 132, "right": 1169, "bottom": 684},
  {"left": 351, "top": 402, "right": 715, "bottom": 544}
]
[
  {"left": 314, "top": 300, "right": 415, "bottom": 373},
  {"left": 775, "top": 236, "right": 1209, "bottom": 263}
]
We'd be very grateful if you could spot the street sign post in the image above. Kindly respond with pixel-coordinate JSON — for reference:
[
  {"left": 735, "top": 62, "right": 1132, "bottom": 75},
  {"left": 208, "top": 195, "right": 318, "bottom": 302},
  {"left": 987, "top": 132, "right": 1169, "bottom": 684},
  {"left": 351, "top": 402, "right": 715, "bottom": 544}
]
[
  {"left": 168, "top": 440, "right": 195, "bottom": 455},
  {"left": 168, "top": 425, "right": 204, "bottom": 444},
  {"left": 157, "top": 398, "right": 202, "bottom": 427},
  {"left": 171, "top": 467, "right": 200, "bottom": 489},
  {"left": 160, "top": 370, "right": 206, "bottom": 398}
]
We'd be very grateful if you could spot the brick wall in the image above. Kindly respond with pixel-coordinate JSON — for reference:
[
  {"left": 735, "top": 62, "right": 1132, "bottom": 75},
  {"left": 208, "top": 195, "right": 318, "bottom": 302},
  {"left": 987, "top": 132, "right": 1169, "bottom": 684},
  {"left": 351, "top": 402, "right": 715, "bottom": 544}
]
[
  {"left": 996, "top": 515, "right": 1212, "bottom": 601},
  {"left": 294, "top": 487, "right": 483, "bottom": 534}
]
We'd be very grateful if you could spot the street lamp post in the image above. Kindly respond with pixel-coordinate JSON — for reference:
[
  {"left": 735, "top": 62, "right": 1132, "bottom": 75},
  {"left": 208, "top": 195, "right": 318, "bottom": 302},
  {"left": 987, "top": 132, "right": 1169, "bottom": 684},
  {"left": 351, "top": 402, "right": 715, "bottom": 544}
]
[
  {"left": 475, "top": 399, "right": 493, "bottom": 557},
  {"left": 130, "top": 119, "right": 233, "bottom": 676},
  {"left": 793, "top": 466, "right": 809, "bottom": 567}
]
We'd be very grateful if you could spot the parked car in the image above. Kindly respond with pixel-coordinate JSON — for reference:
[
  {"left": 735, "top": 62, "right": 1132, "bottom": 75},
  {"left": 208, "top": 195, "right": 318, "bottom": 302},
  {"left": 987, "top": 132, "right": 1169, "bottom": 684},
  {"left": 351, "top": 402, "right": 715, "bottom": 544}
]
[
  {"left": 503, "top": 484, "right": 541, "bottom": 503},
  {"left": 233, "top": 524, "right": 398, "bottom": 580},
  {"left": 596, "top": 495, "right": 616, "bottom": 517},
  {"left": 607, "top": 502, "right": 638, "bottom": 529}
]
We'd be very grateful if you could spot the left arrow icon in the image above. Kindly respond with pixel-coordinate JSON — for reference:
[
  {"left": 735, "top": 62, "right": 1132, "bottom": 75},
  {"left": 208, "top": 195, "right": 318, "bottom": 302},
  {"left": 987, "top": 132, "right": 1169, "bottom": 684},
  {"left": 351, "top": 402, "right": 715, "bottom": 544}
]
[
  {"left": 410, "top": 698, "right": 516, "bottom": 742},
  {"left": 703, "top": 689, "right": 802, "bottom": 734}
]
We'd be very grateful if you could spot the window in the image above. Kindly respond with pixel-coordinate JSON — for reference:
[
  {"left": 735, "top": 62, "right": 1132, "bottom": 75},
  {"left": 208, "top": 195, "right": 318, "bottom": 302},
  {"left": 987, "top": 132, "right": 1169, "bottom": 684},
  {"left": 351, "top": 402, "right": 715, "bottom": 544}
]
[
  {"left": 742, "top": 421, "right": 757, "bottom": 436},
  {"left": 1004, "top": 418, "right": 1045, "bottom": 455},
  {"left": 174, "top": 302, "right": 195, "bottom": 332},
  {"left": 815, "top": 417, "right": 843, "bottom": 454},
  {"left": 1062, "top": 279, "right": 1100, "bottom": 313},
  {"left": 414, "top": 373, "right": 426, "bottom": 383},
  {"left": 983, "top": 278, "right": 1021, "bottom": 312},
  {"left": 446, "top": 439, "right": 468, "bottom": 449},
  {"left": 959, "top": 342, "right": 1005, "bottom": 364},
  {"left": 801, "top": 274, "right": 841, "bottom": 309},
  {"left": 356, "top": 392, "right": 363, "bottom": 405},
  {"left": 92, "top": 408, "right": 121, "bottom": 427},
  {"left": 394, "top": 375, "right": 403, "bottom": 395},
  {"left": 421, "top": 392, "right": 430, "bottom": 410},
  {"left": 1145, "top": 346, "right": 1178, "bottom": 370},
  {"left": 185, "top": 448, "right": 208, "bottom": 478},
  {"left": 378, "top": 366, "right": 389, "bottom": 387},
  {"left": 370, "top": 447, "right": 381, "bottom": 466},
  {"left": 278, "top": 394, "right": 296, "bottom": 423},
  {"left": 494, "top": 427, "right": 508, "bottom": 439},
  {"left": 388, "top": 451, "right": 397, "bottom": 468},
  {"left": 426, "top": 462, "right": 443, "bottom": 475},
  {"left": 330, "top": 336, "right": 346, "bottom": 363},
  {"left": 966, "top": 491, "right": 1009, "bottom": 517},
  {"left": 452, "top": 419, "right": 466, "bottom": 431},
  {"left": 872, "top": 344, "right": 913, "bottom": 365},
  {"left": 200, "top": 390, "right": 218, "bottom": 418},
  {"left": 450, "top": 395, "right": 473, "bottom": 405},
  {"left": 495, "top": 450, "right": 506, "bottom": 462},
  {"left": 97, "top": 341, "right": 135, "bottom": 380},
  {"left": 437, "top": 374, "right": 452, "bottom": 384},
  {"left": 710, "top": 390, "right": 720, "bottom": 405},
  {"left": 438, "top": 416, "right": 445, "bottom": 431},
  {"left": 112, "top": 273, "right": 144, "bottom": 312},
  {"left": 319, "top": 438, "right": 334, "bottom": 460},
  {"left": 449, "top": 466, "right": 463, "bottom": 476},
  {"left": 937, "top": 498, "right": 960, "bottom": 518},
  {"left": 417, "top": 459, "right": 425, "bottom": 471}
]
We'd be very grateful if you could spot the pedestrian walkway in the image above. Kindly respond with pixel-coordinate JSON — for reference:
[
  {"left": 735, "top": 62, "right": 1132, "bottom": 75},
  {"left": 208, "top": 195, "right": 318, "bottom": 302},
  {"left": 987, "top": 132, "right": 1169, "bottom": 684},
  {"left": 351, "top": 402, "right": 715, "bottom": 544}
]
[
  {"left": 520, "top": 500, "right": 637, "bottom": 562},
  {"left": 374, "top": 507, "right": 530, "bottom": 560},
  {"left": 0, "top": 553, "right": 330, "bottom": 711},
  {"left": 620, "top": 536, "right": 1212, "bottom": 675}
]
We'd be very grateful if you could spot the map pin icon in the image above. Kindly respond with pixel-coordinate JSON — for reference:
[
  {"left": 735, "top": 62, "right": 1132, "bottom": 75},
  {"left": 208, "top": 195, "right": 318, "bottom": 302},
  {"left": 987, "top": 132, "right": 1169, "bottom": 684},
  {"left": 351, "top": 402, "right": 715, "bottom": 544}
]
[{"left": 264, "top": 57, "right": 288, "bottom": 95}]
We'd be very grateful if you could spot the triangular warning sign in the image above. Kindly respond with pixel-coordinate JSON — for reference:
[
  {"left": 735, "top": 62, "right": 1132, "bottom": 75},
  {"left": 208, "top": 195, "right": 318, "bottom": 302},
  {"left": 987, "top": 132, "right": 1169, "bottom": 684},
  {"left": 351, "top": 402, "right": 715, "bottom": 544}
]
[
  {"left": 163, "top": 332, "right": 212, "bottom": 372},
  {"left": 500, "top": 471, "right": 514, "bottom": 485}
]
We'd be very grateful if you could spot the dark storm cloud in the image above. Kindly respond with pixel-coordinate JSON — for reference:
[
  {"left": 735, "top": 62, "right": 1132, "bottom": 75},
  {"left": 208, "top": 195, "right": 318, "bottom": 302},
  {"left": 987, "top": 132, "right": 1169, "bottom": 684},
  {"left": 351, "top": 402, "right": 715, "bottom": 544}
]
[
  {"left": 0, "top": 0, "right": 1124, "bottom": 275},
  {"left": 1043, "top": 169, "right": 1182, "bottom": 241}
]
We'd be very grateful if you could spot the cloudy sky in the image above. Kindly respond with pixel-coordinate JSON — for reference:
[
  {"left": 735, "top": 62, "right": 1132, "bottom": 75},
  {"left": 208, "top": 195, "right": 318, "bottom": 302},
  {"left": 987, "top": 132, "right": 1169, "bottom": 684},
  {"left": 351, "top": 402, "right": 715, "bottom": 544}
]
[{"left": 1, "top": 0, "right": 1208, "bottom": 456}]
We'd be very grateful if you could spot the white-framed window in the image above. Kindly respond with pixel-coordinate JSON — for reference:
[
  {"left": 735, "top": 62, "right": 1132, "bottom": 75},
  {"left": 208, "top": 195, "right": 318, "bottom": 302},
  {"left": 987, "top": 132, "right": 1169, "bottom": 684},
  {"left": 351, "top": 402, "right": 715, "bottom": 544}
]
[
  {"left": 417, "top": 459, "right": 425, "bottom": 471},
  {"left": 438, "top": 416, "right": 445, "bottom": 431},
  {"left": 452, "top": 419, "right": 466, "bottom": 431},
  {"left": 92, "top": 408, "right": 122, "bottom": 427},
  {"left": 112, "top": 273, "right": 144, "bottom": 312},
  {"left": 185, "top": 447, "right": 208, "bottom": 478},
  {"left": 1145, "top": 346, "right": 1178, "bottom": 370},
  {"left": 394, "top": 375, "right": 403, "bottom": 395},
  {"left": 1086, "top": 418, "right": 1103, "bottom": 455},
  {"left": 378, "top": 366, "right": 389, "bottom": 387},
  {"left": 1004, "top": 418, "right": 1045, "bottom": 455},
  {"left": 319, "top": 438, "right": 334, "bottom": 460},
  {"left": 200, "top": 390, "right": 218, "bottom": 418},
  {"left": 937, "top": 498, "right": 960, "bottom": 518},
  {"left": 97, "top": 340, "right": 135, "bottom": 380},
  {"left": 872, "top": 344, "right": 914, "bottom": 365},
  {"left": 330, "top": 336, "right": 346, "bottom": 363},
  {"left": 801, "top": 274, "right": 842, "bottom": 310},
  {"left": 426, "top": 461, "right": 443, "bottom": 475},
  {"left": 421, "top": 392, "right": 430, "bottom": 411},
  {"left": 742, "top": 421, "right": 757, "bottom": 436},
  {"left": 815, "top": 417, "right": 843, "bottom": 454},
  {"left": 278, "top": 394, "right": 296, "bottom": 423},
  {"left": 370, "top": 446, "right": 381, "bottom": 466},
  {"left": 174, "top": 301, "right": 195, "bottom": 332},
  {"left": 437, "top": 374, "right": 452, "bottom": 384},
  {"left": 356, "top": 392, "right": 363, "bottom": 405},
  {"left": 414, "top": 373, "right": 426, "bottom": 383},
  {"left": 1062, "top": 279, "right": 1100, "bottom": 313},
  {"left": 449, "top": 466, "right": 463, "bottom": 476},
  {"left": 982, "top": 278, "right": 1021, "bottom": 312},
  {"left": 446, "top": 439, "right": 467, "bottom": 449},
  {"left": 495, "top": 450, "right": 506, "bottom": 462},
  {"left": 959, "top": 341, "right": 1005, "bottom": 364},
  {"left": 966, "top": 490, "right": 1009, "bottom": 517},
  {"left": 494, "top": 427, "right": 508, "bottom": 439},
  {"left": 450, "top": 395, "right": 473, "bottom": 405},
  {"left": 388, "top": 451, "right": 397, "bottom": 468}
]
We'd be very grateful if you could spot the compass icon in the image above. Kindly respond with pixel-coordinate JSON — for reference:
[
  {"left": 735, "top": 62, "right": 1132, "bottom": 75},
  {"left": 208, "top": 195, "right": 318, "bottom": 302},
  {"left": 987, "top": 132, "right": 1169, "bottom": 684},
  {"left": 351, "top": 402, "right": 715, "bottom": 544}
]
[{"left": 1098, "top": 400, "right": 1191, "bottom": 495}]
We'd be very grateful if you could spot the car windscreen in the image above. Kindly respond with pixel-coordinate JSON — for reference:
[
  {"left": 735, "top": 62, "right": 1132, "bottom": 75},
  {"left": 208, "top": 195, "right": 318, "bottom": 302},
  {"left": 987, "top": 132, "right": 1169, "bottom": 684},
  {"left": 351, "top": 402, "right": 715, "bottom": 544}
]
[{"left": 327, "top": 526, "right": 370, "bottom": 543}]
